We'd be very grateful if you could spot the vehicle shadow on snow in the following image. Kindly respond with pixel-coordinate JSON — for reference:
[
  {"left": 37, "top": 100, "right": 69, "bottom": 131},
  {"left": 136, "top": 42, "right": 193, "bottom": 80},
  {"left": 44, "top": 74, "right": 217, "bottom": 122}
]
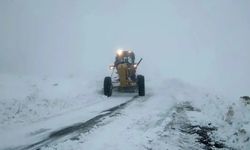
[{"left": 97, "top": 88, "right": 139, "bottom": 98}]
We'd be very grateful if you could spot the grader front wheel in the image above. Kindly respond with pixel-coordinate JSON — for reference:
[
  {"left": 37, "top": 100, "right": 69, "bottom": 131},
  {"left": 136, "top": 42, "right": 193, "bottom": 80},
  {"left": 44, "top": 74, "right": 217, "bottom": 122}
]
[
  {"left": 137, "top": 75, "right": 145, "bottom": 96},
  {"left": 104, "top": 77, "right": 112, "bottom": 97}
]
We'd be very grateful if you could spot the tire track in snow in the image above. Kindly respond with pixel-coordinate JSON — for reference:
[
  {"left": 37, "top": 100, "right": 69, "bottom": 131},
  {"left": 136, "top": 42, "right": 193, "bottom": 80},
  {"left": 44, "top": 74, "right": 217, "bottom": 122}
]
[{"left": 6, "top": 95, "right": 143, "bottom": 150}]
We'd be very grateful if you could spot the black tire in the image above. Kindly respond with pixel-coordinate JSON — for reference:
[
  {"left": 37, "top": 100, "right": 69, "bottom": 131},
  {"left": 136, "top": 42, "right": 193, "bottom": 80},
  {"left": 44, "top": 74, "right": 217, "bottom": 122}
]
[
  {"left": 104, "top": 77, "right": 112, "bottom": 97},
  {"left": 137, "top": 75, "right": 145, "bottom": 96}
]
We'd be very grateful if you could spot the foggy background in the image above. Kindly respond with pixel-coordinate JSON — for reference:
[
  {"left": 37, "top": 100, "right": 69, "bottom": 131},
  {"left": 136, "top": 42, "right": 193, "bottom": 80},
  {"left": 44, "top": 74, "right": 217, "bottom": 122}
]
[{"left": 0, "top": 0, "right": 249, "bottom": 98}]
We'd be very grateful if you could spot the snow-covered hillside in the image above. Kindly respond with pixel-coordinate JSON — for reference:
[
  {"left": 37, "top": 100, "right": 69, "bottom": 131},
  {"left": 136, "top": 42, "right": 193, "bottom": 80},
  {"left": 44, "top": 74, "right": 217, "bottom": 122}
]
[{"left": 0, "top": 75, "right": 249, "bottom": 150}]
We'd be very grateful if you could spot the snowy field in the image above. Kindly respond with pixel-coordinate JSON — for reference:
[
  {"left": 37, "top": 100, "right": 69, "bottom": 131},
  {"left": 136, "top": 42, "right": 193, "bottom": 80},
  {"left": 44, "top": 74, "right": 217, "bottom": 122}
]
[{"left": 0, "top": 74, "right": 249, "bottom": 150}]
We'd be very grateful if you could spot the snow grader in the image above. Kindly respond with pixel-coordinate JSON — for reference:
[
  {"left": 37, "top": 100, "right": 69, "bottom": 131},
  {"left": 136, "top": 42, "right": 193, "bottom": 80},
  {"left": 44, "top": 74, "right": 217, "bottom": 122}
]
[{"left": 103, "top": 49, "right": 145, "bottom": 97}]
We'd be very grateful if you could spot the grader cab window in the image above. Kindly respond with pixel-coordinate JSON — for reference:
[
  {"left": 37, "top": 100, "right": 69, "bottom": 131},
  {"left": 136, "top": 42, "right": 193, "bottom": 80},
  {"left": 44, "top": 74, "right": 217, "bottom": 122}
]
[{"left": 115, "top": 50, "right": 135, "bottom": 65}]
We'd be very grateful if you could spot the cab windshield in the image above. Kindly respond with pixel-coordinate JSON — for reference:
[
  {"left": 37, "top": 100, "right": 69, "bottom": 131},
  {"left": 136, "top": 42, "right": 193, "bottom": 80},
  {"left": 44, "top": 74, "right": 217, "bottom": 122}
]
[{"left": 115, "top": 51, "right": 135, "bottom": 64}]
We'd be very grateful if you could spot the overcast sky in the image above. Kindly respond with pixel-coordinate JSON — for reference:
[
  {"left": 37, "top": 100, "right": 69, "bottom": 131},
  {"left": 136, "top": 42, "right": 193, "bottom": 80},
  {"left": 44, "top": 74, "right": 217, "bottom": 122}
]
[{"left": 0, "top": 0, "right": 250, "bottom": 98}]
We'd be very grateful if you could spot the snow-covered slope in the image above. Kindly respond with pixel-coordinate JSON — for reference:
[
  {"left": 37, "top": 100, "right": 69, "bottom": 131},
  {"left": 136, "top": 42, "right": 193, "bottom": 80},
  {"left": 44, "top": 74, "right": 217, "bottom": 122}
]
[
  {"left": 0, "top": 75, "right": 249, "bottom": 150},
  {"left": 0, "top": 74, "right": 99, "bottom": 128}
]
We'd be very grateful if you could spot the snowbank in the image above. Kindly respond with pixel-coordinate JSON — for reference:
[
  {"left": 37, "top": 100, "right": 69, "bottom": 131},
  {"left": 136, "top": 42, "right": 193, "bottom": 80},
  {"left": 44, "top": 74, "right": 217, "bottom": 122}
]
[{"left": 0, "top": 74, "right": 102, "bottom": 129}]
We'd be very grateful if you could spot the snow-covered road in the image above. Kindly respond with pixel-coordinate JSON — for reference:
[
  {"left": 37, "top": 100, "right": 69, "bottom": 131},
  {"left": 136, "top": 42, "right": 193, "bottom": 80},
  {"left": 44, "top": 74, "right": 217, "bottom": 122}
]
[
  {"left": 1, "top": 96, "right": 135, "bottom": 150},
  {"left": 1, "top": 75, "right": 249, "bottom": 150}
]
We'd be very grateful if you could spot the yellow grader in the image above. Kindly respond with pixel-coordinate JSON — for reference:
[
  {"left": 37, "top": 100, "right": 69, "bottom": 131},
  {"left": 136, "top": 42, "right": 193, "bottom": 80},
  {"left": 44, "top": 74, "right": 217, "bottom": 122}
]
[{"left": 103, "top": 50, "right": 145, "bottom": 97}]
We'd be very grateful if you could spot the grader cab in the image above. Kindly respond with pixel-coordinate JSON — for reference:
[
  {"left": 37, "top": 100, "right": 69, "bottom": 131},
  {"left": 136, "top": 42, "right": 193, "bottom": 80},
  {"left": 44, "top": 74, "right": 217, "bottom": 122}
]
[{"left": 103, "top": 50, "right": 145, "bottom": 97}]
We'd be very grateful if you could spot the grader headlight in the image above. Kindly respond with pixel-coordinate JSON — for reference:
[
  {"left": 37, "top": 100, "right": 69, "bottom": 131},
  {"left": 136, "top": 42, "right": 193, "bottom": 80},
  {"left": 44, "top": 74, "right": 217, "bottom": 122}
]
[{"left": 117, "top": 49, "right": 123, "bottom": 56}]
